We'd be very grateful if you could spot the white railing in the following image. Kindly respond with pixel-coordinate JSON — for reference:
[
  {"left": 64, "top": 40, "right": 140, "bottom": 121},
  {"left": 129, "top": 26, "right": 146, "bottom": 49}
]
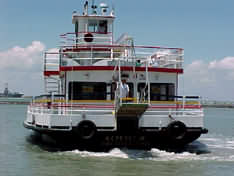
[
  {"left": 60, "top": 32, "right": 113, "bottom": 46},
  {"left": 58, "top": 32, "right": 184, "bottom": 69},
  {"left": 58, "top": 46, "right": 183, "bottom": 69},
  {"left": 29, "top": 97, "right": 202, "bottom": 116},
  {"left": 29, "top": 105, "right": 202, "bottom": 117}
]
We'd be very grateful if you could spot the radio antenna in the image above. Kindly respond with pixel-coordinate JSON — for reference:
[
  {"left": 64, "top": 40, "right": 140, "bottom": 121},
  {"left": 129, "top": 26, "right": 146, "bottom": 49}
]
[
  {"left": 111, "top": 2, "right": 115, "bottom": 16},
  {"left": 91, "top": 0, "right": 97, "bottom": 14},
  {"left": 83, "top": 0, "right": 88, "bottom": 15}
]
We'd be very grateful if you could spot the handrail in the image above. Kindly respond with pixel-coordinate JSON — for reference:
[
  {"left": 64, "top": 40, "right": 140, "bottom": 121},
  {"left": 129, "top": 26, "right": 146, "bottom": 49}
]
[
  {"left": 29, "top": 105, "right": 203, "bottom": 117},
  {"left": 57, "top": 47, "right": 183, "bottom": 69},
  {"left": 32, "top": 95, "right": 201, "bottom": 104},
  {"left": 60, "top": 32, "right": 183, "bottom": 50}
]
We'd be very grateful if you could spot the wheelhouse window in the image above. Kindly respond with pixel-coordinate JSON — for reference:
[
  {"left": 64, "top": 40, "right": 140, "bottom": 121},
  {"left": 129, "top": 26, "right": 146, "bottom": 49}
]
[
  {"left": 138, "top": 83, "right": 175, "bottom": 101},
  {"left": 98, "top": 20, "right": 108, "bottom": 33},
  {"left": 88, "top": 20, "right": 108, "bottom": 34},
  {"left": 69, "top": 82, "right": 107, "bottom": 100},
  {"left": 88, "top": 20, "right": 98, "bottom": 32}
]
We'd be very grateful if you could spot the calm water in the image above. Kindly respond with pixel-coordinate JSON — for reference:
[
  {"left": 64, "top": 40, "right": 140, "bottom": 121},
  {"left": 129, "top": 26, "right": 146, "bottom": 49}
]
[{"left": 1, "top": 104, "right": 234, "bottom": 176}]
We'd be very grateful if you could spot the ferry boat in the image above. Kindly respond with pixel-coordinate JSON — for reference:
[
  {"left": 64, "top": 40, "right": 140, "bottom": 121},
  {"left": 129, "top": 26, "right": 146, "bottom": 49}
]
[{"left": 24, "top": 1, "right": 208, "bottom": 150}]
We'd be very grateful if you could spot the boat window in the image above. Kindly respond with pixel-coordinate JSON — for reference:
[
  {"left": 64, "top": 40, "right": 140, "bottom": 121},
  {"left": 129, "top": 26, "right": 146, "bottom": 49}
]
[
  {"left": 88, "top": 20, "right": 108, "bottom": 33},
  {"left": 138, "top": 83, "right": 175, "bottom": 101},
  {"left": 98, "top": 20, "right": 108, "bottom": 34},
  {"left": 68, "top": 82, "right": 107, "bottom": 100},
  {"left": 168, "top": 84, "right": 175, "bottom": 101},
  {"left": 88, "top": 20, "right": 98, "bottom": 32},
  {"left": 111, "top": 82, "right": 134, "bottom": 100}
]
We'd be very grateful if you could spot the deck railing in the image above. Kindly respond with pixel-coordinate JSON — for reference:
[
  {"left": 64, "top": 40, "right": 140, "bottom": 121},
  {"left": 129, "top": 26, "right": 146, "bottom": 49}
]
[
  {"left": 60, "top": 32, "right": 113, "bottom": 46},
  {"left": 56, "top": 47, "right": 183, "bottom": 69},
  {"left": 56, "top": 32, "right": 184, "bottom": 69},
  {"left": 29, "top": 95, "right": 203, "bottom": 116}
]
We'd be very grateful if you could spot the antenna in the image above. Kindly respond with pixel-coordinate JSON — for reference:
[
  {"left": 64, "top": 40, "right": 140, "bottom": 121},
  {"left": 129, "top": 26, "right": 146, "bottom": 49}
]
[
  {"left": 83, "top": 0, "right": 88, "bottom": 15},
  {"left": 91, "top": 0, "right": 97, "bottom": 15},
  {"left": 111, "top": 2, "right": 115, "bottom": 16}
]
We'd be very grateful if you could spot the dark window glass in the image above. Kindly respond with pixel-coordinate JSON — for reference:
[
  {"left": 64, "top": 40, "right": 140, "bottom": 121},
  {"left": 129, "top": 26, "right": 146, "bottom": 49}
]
[
  {"left": 88, "top": 20, "right": 98, "bottom": 32},
  {"left": 168, "top": 84, "right": 175, "bottom": 101},
  {"left": 88, "top": 20, "right": 108, "bottom": 34},
  {"left": 138, "top": 83, "right": 175, "bottom": 101},
  {"left": 98, "top": 20, "right": 108, "bottom": 34},
  {"left": 69, "top": 82, "right": 106, "bottom": 100}
]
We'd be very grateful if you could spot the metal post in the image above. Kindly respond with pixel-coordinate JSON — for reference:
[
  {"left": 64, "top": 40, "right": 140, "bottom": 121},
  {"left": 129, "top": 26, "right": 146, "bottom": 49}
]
[
  {"left": 182, "top": 96, "right": 185, "bottom": 116},
  {"left": 146, "top": 60, "right": 150, "bottom": 104},
  {"left": 118, "top": 59, "right": 122, "bottom": 105}
]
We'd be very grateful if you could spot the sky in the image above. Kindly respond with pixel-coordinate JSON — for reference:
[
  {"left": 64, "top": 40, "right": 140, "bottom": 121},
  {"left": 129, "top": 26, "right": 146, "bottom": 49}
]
[{"left": 0, "top": 0, "right": 234, "bottom": 101}]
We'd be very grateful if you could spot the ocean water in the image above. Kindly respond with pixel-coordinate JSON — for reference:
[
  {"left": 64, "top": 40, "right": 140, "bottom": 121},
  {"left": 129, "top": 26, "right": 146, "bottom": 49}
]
[{"left": 0, "top": 104, "right": 234, "bottom": 176}]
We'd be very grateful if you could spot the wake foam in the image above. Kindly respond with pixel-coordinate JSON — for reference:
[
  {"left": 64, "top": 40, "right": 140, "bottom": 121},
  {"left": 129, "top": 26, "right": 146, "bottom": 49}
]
[
  {"left": 58, "top": 134, "right": 234, "bottom": 162},
  {"left": 61, "top": 148, "right": 201, "bottom": 161},
  {"left": 150, "top": 148, "right": 198, "bottom": 161},
  {"left": 67, "top": 148, "right": 129, "bottom": 159}
]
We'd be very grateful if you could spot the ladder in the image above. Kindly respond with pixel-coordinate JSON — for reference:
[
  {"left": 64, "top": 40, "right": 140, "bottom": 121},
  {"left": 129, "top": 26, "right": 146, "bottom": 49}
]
[{"left": 44, "top": 52, "right": 60, "bottom": 94}]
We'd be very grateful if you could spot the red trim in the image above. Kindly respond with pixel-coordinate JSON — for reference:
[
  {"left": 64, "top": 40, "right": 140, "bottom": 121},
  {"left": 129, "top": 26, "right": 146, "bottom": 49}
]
[
  {"left": 59, "top": 44, "right": 183, "bottom": 51},
  {"left": 72, "top": 15, "right": 115, "bottom": 19},
  {"left": 44, "top": 71, "right": 60, "bottom": 76},
  {"left": 32, "top": 103, "right": 201, "bottom": 109},
  {"left": 63, "top": 47, "right": 111, "bottom": 52},
  {"left": 150, "top": 105, "right": 202, "bottom": 109},
  {"left": 60, "top": 32, "right": 113, "bottom": 36},
  {"left": 53, "top": 104, "right": 114, "bottom": 109},
  {"left": 60, "top": 66, "right": 183, "bottom": 74}
]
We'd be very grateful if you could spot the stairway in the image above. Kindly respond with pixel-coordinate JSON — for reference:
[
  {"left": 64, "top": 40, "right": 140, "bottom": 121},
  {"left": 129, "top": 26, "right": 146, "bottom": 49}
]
[
  {"left": 44, "top": 52, "right": 60, "bottom": 94},
  {"left": 44, "top": 76, "right": 60, "bottom": 94}
]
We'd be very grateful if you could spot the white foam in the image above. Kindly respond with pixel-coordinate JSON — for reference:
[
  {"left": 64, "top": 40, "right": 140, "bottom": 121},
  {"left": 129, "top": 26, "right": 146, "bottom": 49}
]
[
  {"left": 57, "top": 133, "right": 234, "bottom": 162},
  {"left": 64, "top": 148, "right": 129, "bottom": 159},
  {"left": 150, "top": 148, "right": 198, "bottom": 161},
  {"left": 58, "top": 146, "right": 234, "bottom": 162},
  {"left": 60, "top": 148, "right": 201, "bottom": 161}
]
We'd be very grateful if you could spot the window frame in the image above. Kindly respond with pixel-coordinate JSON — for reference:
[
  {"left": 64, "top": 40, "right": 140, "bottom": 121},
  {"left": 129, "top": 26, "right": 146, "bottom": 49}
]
[
  {"left": 88, "top": 20, "right": 108, "bottom": 34},
  {"left": 137, "top": 83, "right": 175, "bottom": 101},
  {"left": 68, "top": 82, "right": 107, "bottom": 100}
]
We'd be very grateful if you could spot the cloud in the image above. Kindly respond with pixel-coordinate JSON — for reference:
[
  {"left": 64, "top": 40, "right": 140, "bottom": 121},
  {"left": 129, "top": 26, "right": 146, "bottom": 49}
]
[
  {"left": 179, "top": 57, "right": 234, "bottom": 100},
  {"left": 0, "top": 41, "right": 45, "bottom": 71},
  {"left": 0, "top": 41, "right": 46, "bottom": 95},
  {"left": 208, "top": 57, "right": 234, "bottom": 70}
]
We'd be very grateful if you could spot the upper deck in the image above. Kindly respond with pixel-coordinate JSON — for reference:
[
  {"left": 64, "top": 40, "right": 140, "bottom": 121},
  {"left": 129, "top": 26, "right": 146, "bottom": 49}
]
[{"left": 44, "top": 0, "right": 184, "bottom": 77}]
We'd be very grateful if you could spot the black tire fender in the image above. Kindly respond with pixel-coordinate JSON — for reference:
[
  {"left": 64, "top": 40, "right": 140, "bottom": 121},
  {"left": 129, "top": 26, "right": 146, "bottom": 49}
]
[
  {"left": 167, "top": 121, "right": 187, "bottom": 141},
  {"left": 76, "top": 120, "right": 96, "bottom": 140}
]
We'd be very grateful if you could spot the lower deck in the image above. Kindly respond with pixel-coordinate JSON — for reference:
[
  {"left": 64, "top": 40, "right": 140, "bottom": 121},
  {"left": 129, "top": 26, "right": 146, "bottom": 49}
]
[{"left": 24, "top": 97, "right": 208, "bottom": 150}]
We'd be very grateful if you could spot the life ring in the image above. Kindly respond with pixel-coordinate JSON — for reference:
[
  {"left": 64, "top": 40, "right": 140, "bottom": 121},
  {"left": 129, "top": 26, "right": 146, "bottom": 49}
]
[
  {"left": 76, "top": 120, "right": 96, "bottom": 140},
  {"left": 84, "top": 33, "right": 93, "bottom": 42},
  {"left": 167, "top": 121, "right": 187, "bottom": 141}
]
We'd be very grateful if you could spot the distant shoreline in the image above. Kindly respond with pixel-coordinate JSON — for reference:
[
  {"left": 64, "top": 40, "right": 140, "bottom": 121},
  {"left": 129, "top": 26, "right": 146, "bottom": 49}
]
[
  {"left": 202, "top": 104, "right": 234, "bottom": 108},
  {"left": 0, "top": 97, "right": 32, "bottom": 105}
]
